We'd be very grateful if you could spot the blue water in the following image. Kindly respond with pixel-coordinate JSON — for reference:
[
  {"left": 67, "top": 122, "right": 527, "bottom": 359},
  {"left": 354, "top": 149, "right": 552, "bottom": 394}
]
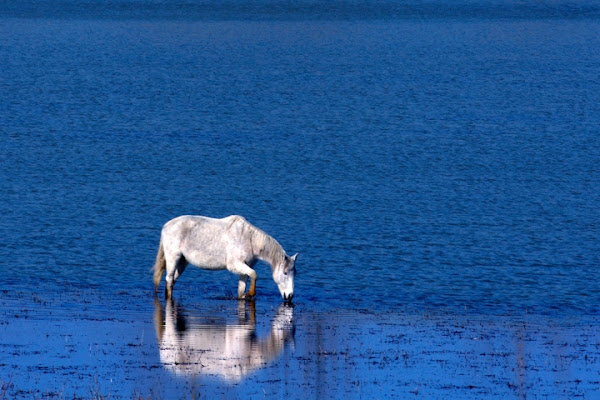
[{"left": 1, "top": 1, "right": 599, "bottom": 315}]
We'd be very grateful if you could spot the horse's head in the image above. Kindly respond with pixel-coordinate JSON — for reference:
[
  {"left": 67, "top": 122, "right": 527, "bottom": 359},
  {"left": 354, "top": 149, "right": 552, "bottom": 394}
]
[{"left": 273, "top": 253, "right": 297, "bottom": 302}]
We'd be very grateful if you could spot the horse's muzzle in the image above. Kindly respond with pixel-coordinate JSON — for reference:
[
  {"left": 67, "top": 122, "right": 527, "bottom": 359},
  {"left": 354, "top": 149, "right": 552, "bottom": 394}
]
[{"left": 283, "top": 293, "right": 294, "bottom": 303}]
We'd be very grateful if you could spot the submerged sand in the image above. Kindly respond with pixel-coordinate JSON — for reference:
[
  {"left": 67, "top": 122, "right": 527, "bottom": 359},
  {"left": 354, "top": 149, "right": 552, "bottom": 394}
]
[{"left": 0, "top": 289, "right": 598, "bottom": 399}]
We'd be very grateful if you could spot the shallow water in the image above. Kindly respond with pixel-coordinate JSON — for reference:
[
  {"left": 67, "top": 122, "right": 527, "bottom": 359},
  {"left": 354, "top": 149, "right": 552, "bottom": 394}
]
[
  {"left": 1, "top": 1, "right": 599, "bottom": 315},
  {"left": 1, "top": 1, "right": 600, "bottom": 397},
  {"left": 1, "top": 289, "right": 600, "bottom": 399}
]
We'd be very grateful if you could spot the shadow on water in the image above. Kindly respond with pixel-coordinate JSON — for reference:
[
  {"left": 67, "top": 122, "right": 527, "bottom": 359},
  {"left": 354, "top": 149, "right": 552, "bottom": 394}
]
[{"left": 153, "top": 299, "right": 295, "bottom": 383}]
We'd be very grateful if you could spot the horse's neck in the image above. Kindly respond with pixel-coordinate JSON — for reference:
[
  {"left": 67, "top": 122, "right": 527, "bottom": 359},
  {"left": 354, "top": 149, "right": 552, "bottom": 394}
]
[{"left": 254, "top": 231, "right": 284, "bottom": 269}]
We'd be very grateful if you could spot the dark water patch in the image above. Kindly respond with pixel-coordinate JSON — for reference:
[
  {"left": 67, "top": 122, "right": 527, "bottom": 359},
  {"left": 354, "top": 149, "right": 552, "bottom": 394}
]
[{"left": 1, "top": 0, "right": 599, "bottom": 21}]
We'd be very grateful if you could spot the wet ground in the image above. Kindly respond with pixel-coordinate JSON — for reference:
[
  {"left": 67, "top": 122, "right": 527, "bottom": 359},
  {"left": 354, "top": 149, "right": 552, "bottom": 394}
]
[{"left": 1, "top": 288, "right": 599, "bottom": 399}]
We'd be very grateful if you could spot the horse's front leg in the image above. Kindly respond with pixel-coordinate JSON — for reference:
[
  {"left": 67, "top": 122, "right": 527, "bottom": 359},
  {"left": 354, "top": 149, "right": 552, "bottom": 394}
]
[
  {"left": 228, "top": 261, "right": 257, "bottom": 300},
  {"left": 248, "top": 276, "right": 256, "bottom": 298},
  {"left": 238, "top": 275, "right": 248, "bottom": 299}
]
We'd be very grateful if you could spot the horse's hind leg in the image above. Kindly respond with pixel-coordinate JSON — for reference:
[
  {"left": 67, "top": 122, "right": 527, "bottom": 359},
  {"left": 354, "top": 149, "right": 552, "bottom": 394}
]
[
  {"left": 165, "top": 254, "right": 187, "bottom": 299},
  {"left": 174, "top": 257, "right": 188, "bottom": 282}
]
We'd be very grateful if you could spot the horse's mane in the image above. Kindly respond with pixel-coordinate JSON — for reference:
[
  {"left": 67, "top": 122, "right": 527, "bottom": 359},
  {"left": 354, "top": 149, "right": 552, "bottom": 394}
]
[{"left": 247, "top": 222, "right": 285, "bottom": 269}]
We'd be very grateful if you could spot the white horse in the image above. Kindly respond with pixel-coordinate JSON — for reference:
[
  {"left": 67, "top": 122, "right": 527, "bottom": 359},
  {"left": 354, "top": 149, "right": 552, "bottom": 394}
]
[
  {"left": 154, "top": 299, "right": 294, "bottom": 382},
  {"left": 153, "top": 215, "right": 297, "bottom": 301}
]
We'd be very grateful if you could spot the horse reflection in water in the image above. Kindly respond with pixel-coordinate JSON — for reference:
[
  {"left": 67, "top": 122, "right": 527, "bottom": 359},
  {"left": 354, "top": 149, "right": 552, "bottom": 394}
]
[{"left": 154, "top": 300, "right": 294, "bottom": 382}]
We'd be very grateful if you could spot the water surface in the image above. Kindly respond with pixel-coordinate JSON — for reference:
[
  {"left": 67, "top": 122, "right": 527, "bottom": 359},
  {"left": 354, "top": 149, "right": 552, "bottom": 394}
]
[
  {"left": 1, "top": 290, "right": 599, "bottom": 399},
  {"left": 1, "top": 2, "right": 600, "bottom": 397},
  {"left": 3, "top": 7, "right": 599, "bottom": 314}
]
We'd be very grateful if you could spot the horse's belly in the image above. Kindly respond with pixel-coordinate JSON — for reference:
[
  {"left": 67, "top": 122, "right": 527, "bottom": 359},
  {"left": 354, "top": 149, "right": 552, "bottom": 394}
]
[
  {"left": 184, "top": 249, "right": 227, "bottom": 271},
  {"left": 193, "top": 263, "right": 227, "bottom": 271}
]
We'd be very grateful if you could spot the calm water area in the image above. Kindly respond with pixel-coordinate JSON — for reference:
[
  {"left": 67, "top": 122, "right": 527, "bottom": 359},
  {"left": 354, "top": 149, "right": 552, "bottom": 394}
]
[{"left": 1, "top": 0, "right": 600, "bottom": 398}]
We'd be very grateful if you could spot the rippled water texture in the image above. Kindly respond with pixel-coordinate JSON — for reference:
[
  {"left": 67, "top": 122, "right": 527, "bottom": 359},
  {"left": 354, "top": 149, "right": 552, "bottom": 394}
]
[
  {"left": 2, "top": 1, "right": 600, "bottom": 398},
  {"left": 2, "top": 290, "right": 600, "bottom": 399},
  {"left": 1, "top": 1, "right": 600, "bottom": 314}
]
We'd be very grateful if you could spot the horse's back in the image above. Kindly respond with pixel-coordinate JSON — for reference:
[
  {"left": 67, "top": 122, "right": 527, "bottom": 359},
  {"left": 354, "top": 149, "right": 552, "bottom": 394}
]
[
  {"left": 162, "top": 215, "right": 228, "bottom": 234},
  {"left": 161, "top": 215, "right": 252, "bottom": 268}
]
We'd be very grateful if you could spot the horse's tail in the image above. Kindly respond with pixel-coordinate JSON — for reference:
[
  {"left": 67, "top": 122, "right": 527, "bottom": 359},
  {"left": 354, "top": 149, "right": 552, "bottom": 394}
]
[{"left": 153, "top": 237, "right": 166, "bottom": 293}]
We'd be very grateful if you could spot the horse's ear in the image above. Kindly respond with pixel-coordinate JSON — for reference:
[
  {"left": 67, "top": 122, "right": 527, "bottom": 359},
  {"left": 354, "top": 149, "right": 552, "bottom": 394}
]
[{"left": 291, "top": 253, "right": 298, "bottom": 262}]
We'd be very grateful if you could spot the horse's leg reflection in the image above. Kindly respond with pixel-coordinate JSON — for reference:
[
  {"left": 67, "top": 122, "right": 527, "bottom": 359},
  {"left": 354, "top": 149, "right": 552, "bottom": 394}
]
[
  {"left": 154, "top": 298, "right": 294, "bottom": 382},
  {"left": 237, "top": 300, "right": 256, "bottom": 326},
  {"left": 249, "top": 300, "right": 256, "bottom": 325},
  {"left": 153, "top": 297, "right": 164, "bottom": 342}
]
